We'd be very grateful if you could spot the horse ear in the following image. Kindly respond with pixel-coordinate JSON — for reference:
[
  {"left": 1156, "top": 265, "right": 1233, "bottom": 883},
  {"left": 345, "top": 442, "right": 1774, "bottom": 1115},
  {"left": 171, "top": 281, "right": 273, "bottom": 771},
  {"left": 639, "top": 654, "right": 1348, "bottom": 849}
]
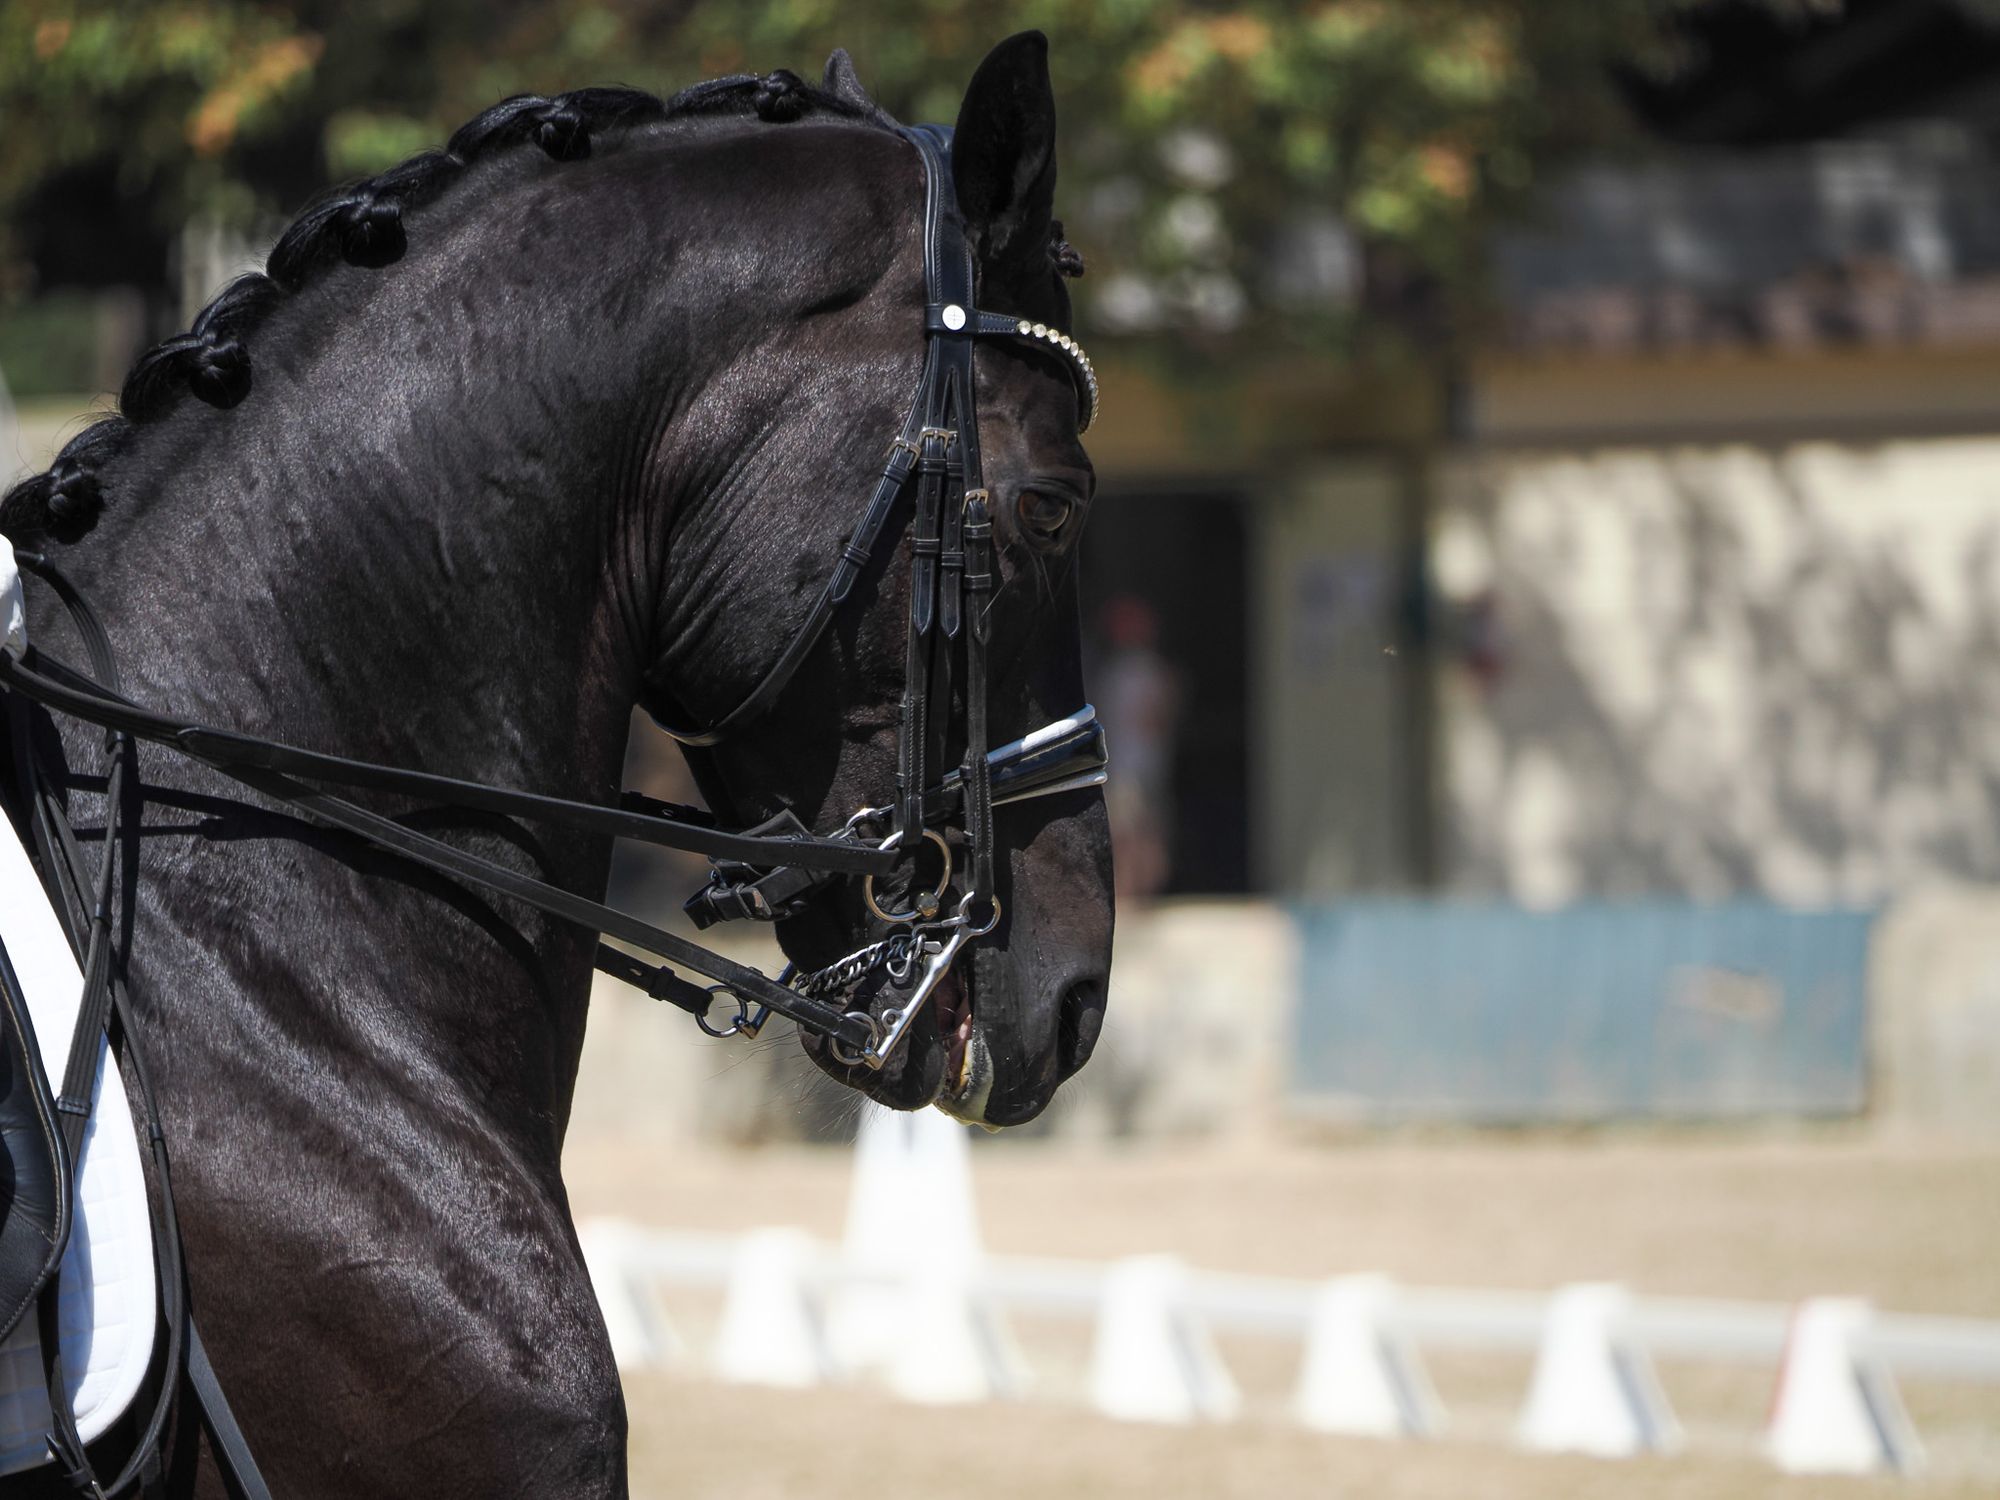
[
  {"left": 822, "top": 48, "right": 881, "bottom": 115},
  {"left": 951, "top": 31, "right": 1057, "bottom": 275}
]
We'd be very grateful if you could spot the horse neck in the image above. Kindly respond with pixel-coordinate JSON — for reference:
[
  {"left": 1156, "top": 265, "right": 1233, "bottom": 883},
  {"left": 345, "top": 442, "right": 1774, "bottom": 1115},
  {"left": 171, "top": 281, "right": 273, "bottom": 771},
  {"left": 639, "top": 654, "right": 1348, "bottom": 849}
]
[
  {"left": 59, "top": 180, "right": 698, "bottom": 799},
  {"left": 25, "top": 153, "right": 742, "bottom": 1137},
  {"left": 55, "top": 121, "right": 905, "bottom": 790}
]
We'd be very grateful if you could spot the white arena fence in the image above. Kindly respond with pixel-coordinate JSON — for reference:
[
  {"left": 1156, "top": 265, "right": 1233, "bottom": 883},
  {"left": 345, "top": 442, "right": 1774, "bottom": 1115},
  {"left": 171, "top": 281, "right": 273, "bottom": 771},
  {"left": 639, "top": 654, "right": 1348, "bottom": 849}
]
[
  {"left": 578, "top": 1105, "right": 1998, "bottom": 1479},
  {"left": 577, "top": 1218, "right": 2000, "bottom": 1479}
]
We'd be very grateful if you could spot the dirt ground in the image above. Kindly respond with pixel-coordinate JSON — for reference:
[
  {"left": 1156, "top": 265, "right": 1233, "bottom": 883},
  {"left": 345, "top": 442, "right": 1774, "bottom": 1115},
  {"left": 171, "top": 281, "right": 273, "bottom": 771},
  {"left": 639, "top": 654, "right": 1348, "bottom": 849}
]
[
  {"left": 621, "top": 1374, "right": 1989, "bottom": 1500},
  {"left": 563, "top": 1130, "right": 2000, "bottom": 1499}
]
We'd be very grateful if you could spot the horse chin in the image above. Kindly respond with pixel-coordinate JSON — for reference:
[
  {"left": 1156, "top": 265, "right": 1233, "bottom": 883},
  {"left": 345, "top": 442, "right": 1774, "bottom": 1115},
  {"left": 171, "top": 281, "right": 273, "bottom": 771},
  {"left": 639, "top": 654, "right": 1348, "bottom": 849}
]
[{"left": 798, "top": 970, "right": 965, "bottom": 1112}]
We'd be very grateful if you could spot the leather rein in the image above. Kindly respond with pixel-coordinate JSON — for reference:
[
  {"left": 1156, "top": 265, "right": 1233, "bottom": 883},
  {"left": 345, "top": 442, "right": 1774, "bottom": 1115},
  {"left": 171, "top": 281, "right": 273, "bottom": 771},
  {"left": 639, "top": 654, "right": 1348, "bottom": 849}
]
[{"left": 0, "top": 122, "right": 1106, "bottom": 1072}]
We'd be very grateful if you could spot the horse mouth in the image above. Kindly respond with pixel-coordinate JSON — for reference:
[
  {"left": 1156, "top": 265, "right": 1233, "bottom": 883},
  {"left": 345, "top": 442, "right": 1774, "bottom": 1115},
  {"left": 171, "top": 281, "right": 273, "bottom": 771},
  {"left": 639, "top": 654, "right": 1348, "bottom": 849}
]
[
  {"left": 798, "top": 960, "right": 978, "bottom": 1114},
  {"left": 937, "top": 972, "right": 1004, "bottom": 1127},
  {"left": 939, "top": 975, "right": 974, "bottom": 1098}
]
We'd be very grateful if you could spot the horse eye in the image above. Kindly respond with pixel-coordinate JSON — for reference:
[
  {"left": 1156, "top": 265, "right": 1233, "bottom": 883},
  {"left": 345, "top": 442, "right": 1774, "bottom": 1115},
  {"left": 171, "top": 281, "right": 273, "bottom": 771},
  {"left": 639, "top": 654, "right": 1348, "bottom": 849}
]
[{"left": 1017, "top": 488, "right": 1075, "bottom": 548}]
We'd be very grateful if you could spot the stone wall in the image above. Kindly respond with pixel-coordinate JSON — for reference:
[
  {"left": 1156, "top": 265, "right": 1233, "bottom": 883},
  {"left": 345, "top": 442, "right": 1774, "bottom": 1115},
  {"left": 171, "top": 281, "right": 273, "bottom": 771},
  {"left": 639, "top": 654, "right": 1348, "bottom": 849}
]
[{"left": 1433, "top": 436, "right": 2000, "bottom": 906}]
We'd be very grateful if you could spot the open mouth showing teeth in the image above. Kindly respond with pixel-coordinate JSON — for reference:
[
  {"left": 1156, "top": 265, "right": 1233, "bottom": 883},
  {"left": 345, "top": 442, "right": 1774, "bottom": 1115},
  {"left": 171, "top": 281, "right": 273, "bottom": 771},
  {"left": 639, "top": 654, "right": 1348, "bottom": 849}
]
[
  {"left": 794, "top": 929, "right": 991, "bottom": 1120},
  {"left": 937, "top": 974, "right": 973, "bottom": 1095}
]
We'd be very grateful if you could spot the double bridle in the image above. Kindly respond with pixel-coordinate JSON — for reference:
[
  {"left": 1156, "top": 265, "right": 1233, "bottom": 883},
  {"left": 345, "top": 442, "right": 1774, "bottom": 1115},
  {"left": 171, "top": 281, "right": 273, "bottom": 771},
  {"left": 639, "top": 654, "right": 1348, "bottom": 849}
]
[
  {"left": 659, "top": 123, "right": 1103, "bottom": 1067},
  {"left": 1, "top": 123, "right": 1105, "bottom": 1074}
]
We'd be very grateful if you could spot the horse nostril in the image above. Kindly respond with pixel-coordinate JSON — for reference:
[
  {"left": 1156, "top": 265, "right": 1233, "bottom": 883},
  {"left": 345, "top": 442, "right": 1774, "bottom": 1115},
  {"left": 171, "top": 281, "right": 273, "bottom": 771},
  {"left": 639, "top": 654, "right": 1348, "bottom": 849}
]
[{"left": 1057, "top": 977, "right": 1106, "bottom": 1078}]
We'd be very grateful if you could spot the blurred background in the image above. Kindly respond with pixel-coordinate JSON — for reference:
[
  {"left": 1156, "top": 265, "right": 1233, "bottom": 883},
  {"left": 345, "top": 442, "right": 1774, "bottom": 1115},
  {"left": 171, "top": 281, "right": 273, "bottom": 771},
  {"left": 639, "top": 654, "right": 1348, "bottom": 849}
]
[{"left": 5, "top": 2, "right": 2000, "bottom": 1495}]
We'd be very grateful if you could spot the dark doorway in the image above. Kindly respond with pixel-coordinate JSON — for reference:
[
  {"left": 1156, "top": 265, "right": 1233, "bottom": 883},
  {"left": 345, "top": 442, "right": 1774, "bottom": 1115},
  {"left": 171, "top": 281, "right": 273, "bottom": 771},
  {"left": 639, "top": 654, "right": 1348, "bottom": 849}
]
[{"left": 1081, "top": 489, "right": 1251, "bottom": 895}]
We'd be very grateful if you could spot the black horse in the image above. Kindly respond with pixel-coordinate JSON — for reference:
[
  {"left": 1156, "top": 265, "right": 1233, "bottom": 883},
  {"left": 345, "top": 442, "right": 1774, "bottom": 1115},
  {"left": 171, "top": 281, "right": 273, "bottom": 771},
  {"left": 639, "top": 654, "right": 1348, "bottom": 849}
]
[{"left": 1, "top": 33, "right": 1111, "bottom": 1497}]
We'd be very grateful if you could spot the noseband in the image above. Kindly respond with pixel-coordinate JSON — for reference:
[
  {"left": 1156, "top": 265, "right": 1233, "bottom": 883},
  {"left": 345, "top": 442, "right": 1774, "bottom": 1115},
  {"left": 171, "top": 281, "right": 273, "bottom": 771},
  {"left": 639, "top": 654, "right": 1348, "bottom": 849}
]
[{"left": 0, "top": 124, "right": 1105, "bottom": 1073}]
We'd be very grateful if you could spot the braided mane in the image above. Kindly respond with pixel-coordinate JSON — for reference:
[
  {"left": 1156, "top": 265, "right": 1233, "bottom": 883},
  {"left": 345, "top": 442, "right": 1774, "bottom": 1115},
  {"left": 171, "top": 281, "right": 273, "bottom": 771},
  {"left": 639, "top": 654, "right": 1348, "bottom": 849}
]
[{"left": 0, "top": 68, "right": 880, "bottom": 546}]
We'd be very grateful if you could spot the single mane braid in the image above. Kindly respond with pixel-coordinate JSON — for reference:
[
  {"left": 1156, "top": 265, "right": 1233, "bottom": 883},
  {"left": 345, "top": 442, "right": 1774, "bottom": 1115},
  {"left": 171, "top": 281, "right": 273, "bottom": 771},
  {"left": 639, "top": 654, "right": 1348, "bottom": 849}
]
[
  {"left": 0, "top": 72, "right": 878, "bottom": 546},
  {"left": 753, "top": 71, "right": 809, "bottom": 123},
  {"left": 120, "top": 274, "right": 277, "bottom": 420},
  {"left": 0, "top": 421, "right": 126, "bottom": 545}
]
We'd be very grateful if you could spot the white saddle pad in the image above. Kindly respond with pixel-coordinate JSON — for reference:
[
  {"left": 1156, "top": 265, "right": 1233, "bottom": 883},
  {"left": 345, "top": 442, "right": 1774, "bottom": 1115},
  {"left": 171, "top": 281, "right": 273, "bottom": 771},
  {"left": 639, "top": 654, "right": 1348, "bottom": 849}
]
[{"left": 0, "top": 709, "right": 157, "bottom": 1471}]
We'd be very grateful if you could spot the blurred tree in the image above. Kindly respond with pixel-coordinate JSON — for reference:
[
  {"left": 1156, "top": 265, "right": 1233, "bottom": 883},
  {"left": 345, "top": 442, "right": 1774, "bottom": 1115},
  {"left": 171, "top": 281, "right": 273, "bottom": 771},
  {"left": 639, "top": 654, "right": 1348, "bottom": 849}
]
[{"left": 0, "top": 1, "right": 1730, "bottom": 358}]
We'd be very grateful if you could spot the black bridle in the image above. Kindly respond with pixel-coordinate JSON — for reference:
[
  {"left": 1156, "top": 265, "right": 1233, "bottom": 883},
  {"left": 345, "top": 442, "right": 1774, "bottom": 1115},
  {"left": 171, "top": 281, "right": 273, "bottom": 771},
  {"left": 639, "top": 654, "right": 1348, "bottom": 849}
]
[
  {"left": 1, "top": 122, "right": 1104, "bottom": 1069},
  {"left": 657, "top": 124, "right": 1104, "bottom": 1066}
]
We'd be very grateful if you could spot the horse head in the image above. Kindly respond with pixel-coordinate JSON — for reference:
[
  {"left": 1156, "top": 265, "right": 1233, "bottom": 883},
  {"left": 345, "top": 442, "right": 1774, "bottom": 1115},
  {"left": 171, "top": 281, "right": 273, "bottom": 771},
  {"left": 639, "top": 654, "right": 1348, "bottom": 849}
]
[{"left": 636, "top": 33, "right": 1115, "bottom": 1125}]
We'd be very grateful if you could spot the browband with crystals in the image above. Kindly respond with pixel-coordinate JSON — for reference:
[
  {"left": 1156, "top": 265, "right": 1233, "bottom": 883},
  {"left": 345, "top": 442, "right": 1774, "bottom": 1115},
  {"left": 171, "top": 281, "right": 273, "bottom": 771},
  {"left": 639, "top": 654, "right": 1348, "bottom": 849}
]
[
  {"left": 924, "top": 303, "right": 1100, "bottom": 432},
  {"left": 1008, "top": 318, "right": 1099, "bottom": 432}
]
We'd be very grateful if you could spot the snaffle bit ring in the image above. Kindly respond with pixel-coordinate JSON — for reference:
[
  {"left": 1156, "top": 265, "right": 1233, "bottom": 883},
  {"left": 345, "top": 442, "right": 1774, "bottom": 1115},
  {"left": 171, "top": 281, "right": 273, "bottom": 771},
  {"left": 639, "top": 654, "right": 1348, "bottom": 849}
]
[{"left": 863, "top": 828, "right": 953, "bottom": 925}]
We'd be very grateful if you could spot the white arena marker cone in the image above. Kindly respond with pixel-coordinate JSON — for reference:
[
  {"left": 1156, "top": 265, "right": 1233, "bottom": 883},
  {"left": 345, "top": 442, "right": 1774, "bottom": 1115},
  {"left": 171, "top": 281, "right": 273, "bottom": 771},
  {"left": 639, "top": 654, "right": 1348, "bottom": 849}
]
[
  {"left": 1766, "top": 1298, "right": 1923, "bottom": 1474},
  {"left": 712, "top": 1227, "right": 830, "bottom": 1388},
  {"left": 1516, "top": 1282, "right": 1681, "bottom": 1457},
  {"left": 827, "top": 1102, "right": 993, "bottom": 1380},
  {"left": 577, "top": 1218, "right": 679, "bottom": 1371},
  {"left": 884, "top": 1268, "right": 1024, "bottom": 1405},
  {"left": 1294, "top": 1275, "right": 1443, "bottom": 1438},
  {"left": 1088, "top": 1255, "right": 1241, "bottom": 1424}
]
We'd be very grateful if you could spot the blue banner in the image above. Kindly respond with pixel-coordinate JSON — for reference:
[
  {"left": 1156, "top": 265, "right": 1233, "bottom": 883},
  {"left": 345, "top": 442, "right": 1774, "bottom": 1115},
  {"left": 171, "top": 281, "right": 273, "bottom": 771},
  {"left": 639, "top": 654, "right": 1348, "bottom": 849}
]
[{"left": 1292, "top": 901, "right": 1872, "bottom": 1121}]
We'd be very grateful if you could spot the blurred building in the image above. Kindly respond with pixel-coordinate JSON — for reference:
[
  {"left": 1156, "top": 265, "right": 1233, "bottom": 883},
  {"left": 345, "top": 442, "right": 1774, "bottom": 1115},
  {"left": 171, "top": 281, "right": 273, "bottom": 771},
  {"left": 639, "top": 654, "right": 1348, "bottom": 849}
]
[
  {"left": 1077, "top": 0, "right": 2000, "bottom": 1129},
  {"left": 1088, "top": 2, "right": 2000, "bottom": 912}
]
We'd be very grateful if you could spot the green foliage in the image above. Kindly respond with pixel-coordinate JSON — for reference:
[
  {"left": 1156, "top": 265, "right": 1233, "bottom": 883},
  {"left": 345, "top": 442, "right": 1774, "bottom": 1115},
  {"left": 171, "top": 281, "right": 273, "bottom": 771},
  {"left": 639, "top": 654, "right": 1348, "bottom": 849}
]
[
  {"left": 0, "top": 287, "right": 98, "bottom": 395},
  {"left": 0, "top": 0, "right": 1708, "bottom": 356}
]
